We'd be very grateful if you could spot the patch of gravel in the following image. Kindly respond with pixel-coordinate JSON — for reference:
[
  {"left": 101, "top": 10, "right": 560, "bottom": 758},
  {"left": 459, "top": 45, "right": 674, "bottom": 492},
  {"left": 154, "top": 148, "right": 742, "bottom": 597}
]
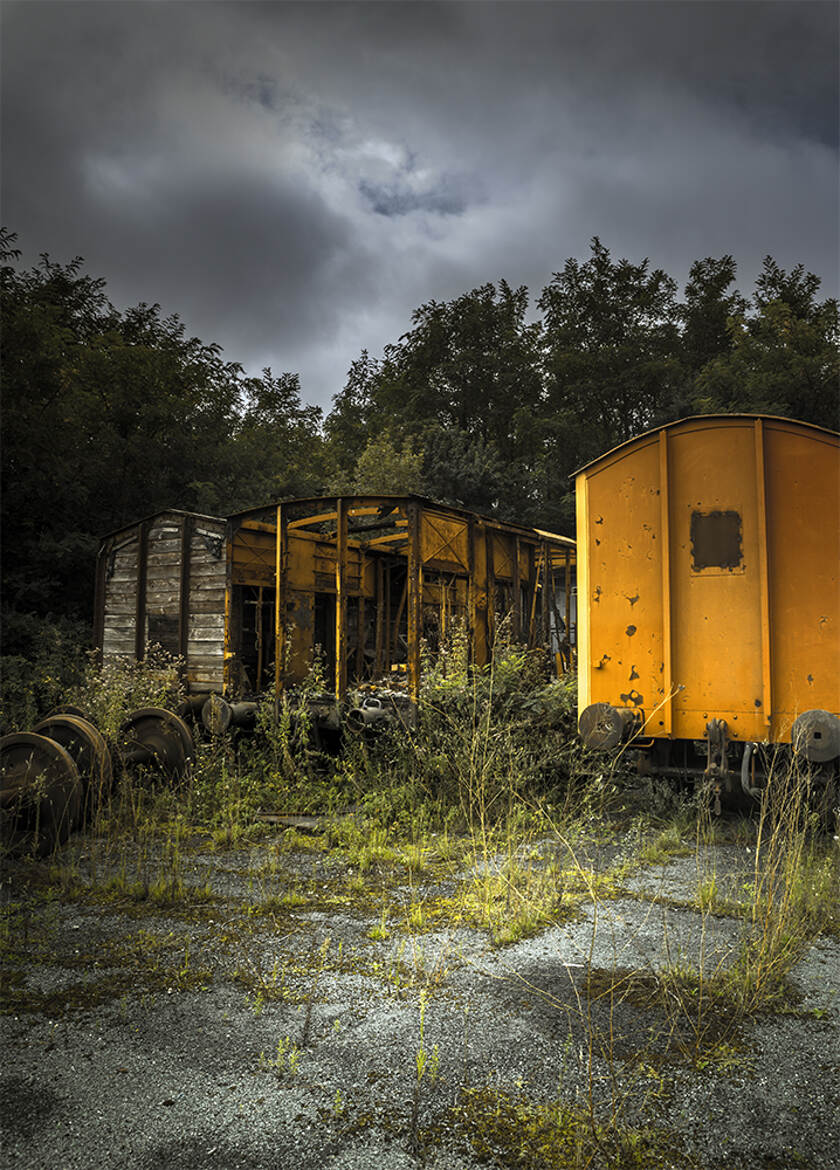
[
  {"left": 2, "top": 834, "right": 838, "bottom": 1170},
  {"left": 623, "top": 844, "right": 757, "bottom": 904}
]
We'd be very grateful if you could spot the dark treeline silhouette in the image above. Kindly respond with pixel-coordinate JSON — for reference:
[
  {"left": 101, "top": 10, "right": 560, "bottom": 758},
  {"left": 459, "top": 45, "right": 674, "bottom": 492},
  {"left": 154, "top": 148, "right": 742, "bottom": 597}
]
[{"left": 2, "top": 229, "right": 837, "bottom": 660}]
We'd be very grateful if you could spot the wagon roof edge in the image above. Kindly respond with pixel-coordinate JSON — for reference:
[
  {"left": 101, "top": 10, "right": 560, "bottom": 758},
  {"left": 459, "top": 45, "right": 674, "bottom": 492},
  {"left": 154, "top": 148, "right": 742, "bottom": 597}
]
[
  {"left": 98, "top": 509, "right": 226, "bottom": 543},
  {"left": 570, "top": 414, "right": 840, "bottom": 479},
  {"left": 228, "top": 494, "right": 576, "bottom": 546}
]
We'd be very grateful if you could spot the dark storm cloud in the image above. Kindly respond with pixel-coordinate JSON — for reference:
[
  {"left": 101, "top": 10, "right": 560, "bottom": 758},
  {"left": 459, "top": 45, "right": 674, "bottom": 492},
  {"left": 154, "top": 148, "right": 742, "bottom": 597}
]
[{"left": 2, "top": 1, "right": 837, "bottom": 408}]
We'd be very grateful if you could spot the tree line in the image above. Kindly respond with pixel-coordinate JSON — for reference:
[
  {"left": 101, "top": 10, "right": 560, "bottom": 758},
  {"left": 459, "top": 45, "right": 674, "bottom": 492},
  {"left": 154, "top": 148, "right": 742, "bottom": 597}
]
[{"left": 2, "top": 228, "right": 837, "bottom": 652}]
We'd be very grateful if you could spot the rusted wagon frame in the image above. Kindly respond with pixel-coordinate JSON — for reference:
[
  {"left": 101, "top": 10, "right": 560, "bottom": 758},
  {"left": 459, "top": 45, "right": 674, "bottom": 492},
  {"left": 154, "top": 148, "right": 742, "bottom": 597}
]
[
  {"left": 225, "top": 495, "right": 576, "bottom": 706},
  {"left": 95, "top": 499, "right": 576, "bottom": 720}
]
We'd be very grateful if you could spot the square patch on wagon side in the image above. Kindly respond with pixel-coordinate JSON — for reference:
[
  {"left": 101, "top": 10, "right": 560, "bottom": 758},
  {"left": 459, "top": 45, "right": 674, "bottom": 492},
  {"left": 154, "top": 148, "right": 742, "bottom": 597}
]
[{"left": 690, "top": 510, "right": 743, "bottom": 572}]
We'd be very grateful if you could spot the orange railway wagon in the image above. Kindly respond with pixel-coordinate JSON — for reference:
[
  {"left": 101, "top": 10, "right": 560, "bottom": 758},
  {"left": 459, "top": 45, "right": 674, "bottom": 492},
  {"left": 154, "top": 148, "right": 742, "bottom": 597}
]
[{"left": 575, "top": 415, "right": 840, "bottom": 801}]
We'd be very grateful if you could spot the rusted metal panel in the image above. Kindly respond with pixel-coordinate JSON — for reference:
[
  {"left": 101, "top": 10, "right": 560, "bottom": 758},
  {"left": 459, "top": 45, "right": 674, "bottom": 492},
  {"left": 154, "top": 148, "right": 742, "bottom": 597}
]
[
  {"left": 659, "top": 430, "right": 673, "bottom": 736},
  {"left": 576, "top": 415, "right": 839, "bottom": 748},
  {"left": 753, "top": 420, "right": 773, "bottom": 735},
  {"left": 763, "top": 420, "right": 840, "bottom": 740}
]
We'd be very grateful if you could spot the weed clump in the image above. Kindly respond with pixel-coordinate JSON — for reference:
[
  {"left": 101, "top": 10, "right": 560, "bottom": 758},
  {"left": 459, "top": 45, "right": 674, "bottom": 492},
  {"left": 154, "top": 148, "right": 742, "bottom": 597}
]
[{"left": 450, "top": 1084, "right": 692, "bottom": 1170}]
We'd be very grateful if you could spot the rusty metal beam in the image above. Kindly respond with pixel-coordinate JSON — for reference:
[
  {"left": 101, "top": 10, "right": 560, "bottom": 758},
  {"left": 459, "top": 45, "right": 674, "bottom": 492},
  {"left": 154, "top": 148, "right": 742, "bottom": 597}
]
[
  {"left": 467, "top": 520, "right": 477, "bottom": 663},
  {"left": 512, "top": 535, "right": 521, "bottom": 641},
  {"left": 485, "top": 530, "right": 496, "bottom": 648},
  {"left": 565, "top": 547, "right": 572, "bottom": 665},
  {"left": 541, "top": 540, "right": 550, "bottom": 647},
  {"left": 274, "top": 503, "right": 287, "bottom": 701},
  {"left": 406, "top": 501, "right": 422, "bottom": 702},
  {"left": 335, "top": 498, "right": 348, "bottom": 701},
  {"left": 527, "top": 543, "right": 539, "bottom": 647}
]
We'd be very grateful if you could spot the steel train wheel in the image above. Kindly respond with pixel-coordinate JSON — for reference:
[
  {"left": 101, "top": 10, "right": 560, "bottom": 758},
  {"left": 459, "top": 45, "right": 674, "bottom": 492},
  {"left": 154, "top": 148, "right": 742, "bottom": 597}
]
[
  {"left": 119, "top": 708, "right": 195, "bottom": 780},
  {"left": 44, "top": 704, "right": 89, "bottom": 721},
  {"left": 0, "top": 733, "right": 82, "bottom": 855},
  {"left": 32, "top": 715, "right": 113, "bottom": 817}
]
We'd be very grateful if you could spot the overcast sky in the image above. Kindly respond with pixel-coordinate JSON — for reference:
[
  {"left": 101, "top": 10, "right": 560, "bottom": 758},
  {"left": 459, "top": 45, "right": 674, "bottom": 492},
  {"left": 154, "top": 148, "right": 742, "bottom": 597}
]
[{"left": 3, "top": 1, "right": 837, "bottom": 411}]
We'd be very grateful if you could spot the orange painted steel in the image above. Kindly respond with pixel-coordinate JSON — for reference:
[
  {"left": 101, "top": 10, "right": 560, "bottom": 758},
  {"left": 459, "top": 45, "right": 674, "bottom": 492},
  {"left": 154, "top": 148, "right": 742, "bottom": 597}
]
[{"left": 575, "top": 415, "right": 840, "bottom": 746}]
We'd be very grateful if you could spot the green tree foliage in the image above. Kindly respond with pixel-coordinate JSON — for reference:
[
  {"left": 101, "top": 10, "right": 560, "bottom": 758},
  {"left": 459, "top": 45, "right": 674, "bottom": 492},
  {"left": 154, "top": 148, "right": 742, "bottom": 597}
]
[
  {"left": 326, "top": 240, "right": 837, "bottom": 534},
  {"left": 0, "top": 230, "right": 321, "bottom": 640},
  {"left": 692, "top": 258, "right": 839, "bottom": 426},
  {"left": 342, "top": 428, "right": 426, "bottom": 496},
  {"left": 327, "top": 281, "right": 544, "bottom": 521},
  {"left": 538, "top": 237, "right": 682, "bottom": 471},
  {"left": 679, "top": 255, "right": 748, "bottom": 373}
]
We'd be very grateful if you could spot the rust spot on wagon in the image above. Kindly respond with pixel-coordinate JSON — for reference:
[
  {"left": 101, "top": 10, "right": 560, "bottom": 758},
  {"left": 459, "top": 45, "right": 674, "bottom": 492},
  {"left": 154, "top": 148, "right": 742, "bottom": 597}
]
[{"left": 619, "top": 690, "right": 644, "bottom": 707}]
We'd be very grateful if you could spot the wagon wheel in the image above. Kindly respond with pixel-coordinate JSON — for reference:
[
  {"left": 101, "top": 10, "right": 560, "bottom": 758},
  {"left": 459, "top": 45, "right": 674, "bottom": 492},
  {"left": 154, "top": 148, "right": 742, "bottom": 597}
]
[
  {"left": 0, "top": 733, "right": 82, "bottom": 855},
  {"left": 44, "top": 704, "right": 89, "bottom": 721},
  {"left": 119, "top": 708, "right": 195, "bottom": 780},
  {"left": 791, "top": 709, "right": 840, "bottom": 764},
  {"left": 32, "top": 715, "right": 113, "bottom": 818},
  {"left": 201, "top": 694, "right": 233, "bottom": 735}
]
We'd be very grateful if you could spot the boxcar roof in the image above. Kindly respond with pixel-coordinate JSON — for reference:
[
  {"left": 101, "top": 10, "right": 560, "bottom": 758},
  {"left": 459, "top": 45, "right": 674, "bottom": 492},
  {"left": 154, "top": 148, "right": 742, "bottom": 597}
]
[
  {"left": 229, "top": 494, "right": 576, "bottom": 547},
  {"left": 99, "top": 509, "right": 226, "bottom": 541},
  {"left": 571, "top": 414, "right": 839, "bottom": 479}
]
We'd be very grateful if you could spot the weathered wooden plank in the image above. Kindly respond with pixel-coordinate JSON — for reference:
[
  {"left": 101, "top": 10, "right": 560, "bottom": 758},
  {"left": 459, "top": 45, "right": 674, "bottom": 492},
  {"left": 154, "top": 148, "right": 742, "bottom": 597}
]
[
  {"left": 102, "top": 644, "right": 136, "bottom": 658},
  {"left": 188, "top": 619, "right": 225, "bottom": 631},
  {"left": 146, "top": 586, "right": 180, "bottom": 600},
  {"left": 190, "top": 563, "right": 226, "bottom": 580},
  {"left": 146, "top": 538, "right": 181, "bottom": 552},
  {"left": 146, "top": 558, "right": 181, "bottom": 572},
  {"left": 103, "top": 632, "right": 136, "bottom": 645}
]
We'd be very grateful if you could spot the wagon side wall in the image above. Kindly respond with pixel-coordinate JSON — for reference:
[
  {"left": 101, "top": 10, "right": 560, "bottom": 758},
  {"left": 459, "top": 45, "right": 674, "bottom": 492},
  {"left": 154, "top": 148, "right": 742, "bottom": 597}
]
[{"left": 577, "top": 417, "right": 840, "bottom": 745}]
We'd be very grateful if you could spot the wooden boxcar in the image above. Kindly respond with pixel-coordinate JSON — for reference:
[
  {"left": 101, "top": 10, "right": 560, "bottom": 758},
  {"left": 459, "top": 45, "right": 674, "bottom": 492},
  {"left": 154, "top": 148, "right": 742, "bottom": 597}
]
[
  {"left": 575, "top": 415, "right": 840, "bottom": 791},
  {"left": 96, "top": 497, "right": 576, "bottom": 706},
  {"left": 94, "top": 510, "right": 227, "bottom": 692}
]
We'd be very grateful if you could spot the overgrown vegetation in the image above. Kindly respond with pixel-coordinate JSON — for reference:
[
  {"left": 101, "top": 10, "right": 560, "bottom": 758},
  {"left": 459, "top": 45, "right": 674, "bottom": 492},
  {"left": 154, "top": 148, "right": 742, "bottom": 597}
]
[{"left": 2, "top": 647, "right": 838, "bottom": 1169}]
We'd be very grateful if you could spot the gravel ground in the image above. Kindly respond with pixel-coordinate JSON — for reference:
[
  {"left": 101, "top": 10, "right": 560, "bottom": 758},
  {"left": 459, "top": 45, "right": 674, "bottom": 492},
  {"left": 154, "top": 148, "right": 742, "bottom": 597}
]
[{"left": 1, "top": 828, "right": 838, "bottom": 1170}]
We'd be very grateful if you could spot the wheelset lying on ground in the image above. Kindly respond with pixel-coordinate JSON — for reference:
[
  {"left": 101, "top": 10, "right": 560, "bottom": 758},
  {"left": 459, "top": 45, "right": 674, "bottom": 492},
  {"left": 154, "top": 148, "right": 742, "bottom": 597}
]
[{"left": 1, "top": 704, "right": 194, "bottom": 855}]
